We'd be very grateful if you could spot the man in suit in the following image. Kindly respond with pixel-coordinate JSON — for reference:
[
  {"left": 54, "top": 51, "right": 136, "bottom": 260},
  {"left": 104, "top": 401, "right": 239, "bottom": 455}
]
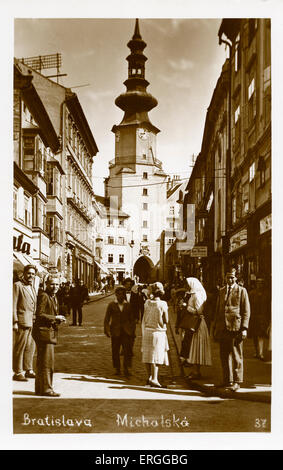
[
  {"left": 104, "top": 285, "right": 136, "bottom": 377},
  {"left": 33, "top": 275, "right": 66, "bottom": 397},
  {"left": 213, "top": 269, "right": 250, "bottom": 391},
  {"left": 13, "top": 264, "right": 37, "bottom": 381}
]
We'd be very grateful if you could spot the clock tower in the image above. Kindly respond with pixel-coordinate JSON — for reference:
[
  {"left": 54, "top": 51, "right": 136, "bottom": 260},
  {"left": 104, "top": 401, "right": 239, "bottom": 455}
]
[{"left": 106, "top": 19, "right": 167, "bottom": 281}]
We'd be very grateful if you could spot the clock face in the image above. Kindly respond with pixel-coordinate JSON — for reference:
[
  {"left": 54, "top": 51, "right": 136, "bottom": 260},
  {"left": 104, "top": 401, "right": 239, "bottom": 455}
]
[{"left": 138, "top": 128, "right": 148, "bottom": 140}]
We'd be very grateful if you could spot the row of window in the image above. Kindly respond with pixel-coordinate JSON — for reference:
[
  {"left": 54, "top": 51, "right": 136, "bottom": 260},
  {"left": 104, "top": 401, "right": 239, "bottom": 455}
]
[
  {"left": 232, "top": 20, "right": 271, "bottom": 146},
  {"left": 67, "top": 209, "right": 93, "bottom": 250},
  {"left": 106, "top": 218, "right": 125, "bottom": 227},
  {"left": 66, "top": 114, "right": 92, "bottom": 178},
  {"left": 106, "top": 236, "right": 126, "bottom": 245},
  {"left": 67, "top": 160, "right": 92, "bottom": 209},
  {"left": 107, "top": 253, "right": 125, "bottom": 264}
]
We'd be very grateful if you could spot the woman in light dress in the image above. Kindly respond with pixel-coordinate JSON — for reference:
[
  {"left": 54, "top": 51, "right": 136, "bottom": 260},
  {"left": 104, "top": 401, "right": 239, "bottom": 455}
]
[
  {"left": 141, "top": 282, "right": 169, "bottom": 388},
  {"left": 176, "top": 277, "right": 212, "bottom": 379}
]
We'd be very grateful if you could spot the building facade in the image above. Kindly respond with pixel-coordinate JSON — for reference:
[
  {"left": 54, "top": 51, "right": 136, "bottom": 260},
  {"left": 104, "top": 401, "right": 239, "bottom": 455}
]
[
  {"left": 64, "top": 92, "right": 98, "bottom": 290},
  {"left": 219, "top": 18, "right": 271, "bottom": 287},
  {"left": 94, "top": 196, "right": 130, "bottom": 284},
  {"left": 105, "top": 19, "right": 167, "bottom": 283},
  {"left": 177, "top": 18, "right": 271, "bottom": 292},
  {"left": 13, "top": 60, "right": 61, "bottom": 282},
  {"left": 14, "top": 57, "right": 99, "bottom": 291}
]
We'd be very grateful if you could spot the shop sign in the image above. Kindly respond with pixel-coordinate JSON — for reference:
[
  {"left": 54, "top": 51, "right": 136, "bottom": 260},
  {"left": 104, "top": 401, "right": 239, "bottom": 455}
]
[
  {"left": 260, "top": 214, "right": 272, "bottom": 235},
  {"left": 191, "top": 246, "right": 208, "bottom": 257},
  {"left": 229, "top": 228, "right": 247, "bottom": 253},
  {"left": 13, "top": 234, "right": 31, "bottom": 255}
]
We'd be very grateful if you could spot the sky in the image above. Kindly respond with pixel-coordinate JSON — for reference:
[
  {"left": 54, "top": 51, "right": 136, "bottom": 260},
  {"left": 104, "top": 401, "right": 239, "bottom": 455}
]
[{"left": 14, "top": 17, "right": 228, "bottom": 195}]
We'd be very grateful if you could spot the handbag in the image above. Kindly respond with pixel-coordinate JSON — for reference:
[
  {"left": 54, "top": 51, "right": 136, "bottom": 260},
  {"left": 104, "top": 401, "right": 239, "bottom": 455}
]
[
  {"left": 34, "top": 326, "right": 58, "bottom": 344},
  {"left": 179, "top": 311, "right": 201, "bottom": 332}
]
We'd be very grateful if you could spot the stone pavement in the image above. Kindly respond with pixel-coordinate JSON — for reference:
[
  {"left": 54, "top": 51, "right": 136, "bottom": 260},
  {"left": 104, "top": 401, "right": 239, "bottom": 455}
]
[
  {"left": 168, "top": 304, "right": 272, "bottom": 403},
  {"left": 13, "top": 294, "right": 225, "bottom": 403},
  {"left": 13, "top": 294, "right": 271, "bottom": 403}
]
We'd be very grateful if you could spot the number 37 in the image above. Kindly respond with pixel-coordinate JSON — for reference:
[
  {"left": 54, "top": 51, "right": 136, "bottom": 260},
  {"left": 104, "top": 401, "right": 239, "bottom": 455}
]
[{"left": 254, "top": 418, "right": 267, "bottom": 429}]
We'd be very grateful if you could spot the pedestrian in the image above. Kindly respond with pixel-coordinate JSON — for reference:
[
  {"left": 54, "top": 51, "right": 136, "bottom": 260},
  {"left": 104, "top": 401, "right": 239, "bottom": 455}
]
[
  {"left": 249, "top": 278, "right": 271, "bottom": 361},
  {"left": 58, "top": 282, "right": 72, "bottom": 317},
  {"left": 70, "top": 279, "right": 89, "bottom": 326},
  {"left": 175, "top": 277, "right": 212, "bottom": 379},
  {"left": 104, "top": 285, "right": 136, "bottom": 377},
  {"left": 32, "top": 275, "right": 66, "bottom": 396},
  {"left": 141, "top": 282, "right": 169, "bottom": 388},
  {"left": 123, "top": 277, "right": 140, "bottom": 358},
  {"left": 213, "top": 268, "right": 250, "bottom": 391},
  {"left": 13, "top": 264, "right": 37, "bottom": 381}
]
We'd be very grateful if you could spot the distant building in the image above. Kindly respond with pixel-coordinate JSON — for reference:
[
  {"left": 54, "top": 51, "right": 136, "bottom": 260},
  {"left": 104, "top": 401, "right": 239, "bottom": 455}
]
[
  {"left": 94, "top": 196, "right": 130, "bottom": 284},
  {"left": 161, "top": 176, "right": 188, "bottom": 283}
]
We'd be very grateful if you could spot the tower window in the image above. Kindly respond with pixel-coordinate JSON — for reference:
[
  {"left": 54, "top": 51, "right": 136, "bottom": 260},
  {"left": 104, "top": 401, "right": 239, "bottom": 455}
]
[
  {"left": 143, "top": 234, "right": 148, "bottom": 242},
  {"left": 108, "top": 254, "right": 113, "bottom": 263},
  {"left": 137, "top": 69, "right": 142, "bottom": 75},
  {"left": 142, "top": 154, "right": 147, "bottom": 160},
  {"left": 131, "top": 68, "right": 136, "bottom": 75},
  {"left": 143, "top": 203, "right": 148, "bottom": 210},
  {"left": 119, "top": 254, "right": 124, "bottom": 264},
  {"left": 143, "top": 172, "right": 148, "bottom": 179},
  {"left": 143, "top": 188, "right": 148, "bottom": 196},
  {"left": 143, "top": 220, "right": 148, "bottom": 228}
]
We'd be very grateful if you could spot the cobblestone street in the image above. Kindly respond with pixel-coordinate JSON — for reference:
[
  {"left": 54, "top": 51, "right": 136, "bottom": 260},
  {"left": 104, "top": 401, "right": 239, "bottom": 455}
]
[{"left": 13, "top": 295, "right": 271, "bottom": 434}]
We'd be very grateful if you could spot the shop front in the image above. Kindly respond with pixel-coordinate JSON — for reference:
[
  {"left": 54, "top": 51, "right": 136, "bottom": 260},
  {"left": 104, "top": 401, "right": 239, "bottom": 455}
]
[
  {"left": 13, "top": 228, "right": 48, "bottom": 289},
  {"left": 73, "top": 247, "right": 94, "bottom": 292}
]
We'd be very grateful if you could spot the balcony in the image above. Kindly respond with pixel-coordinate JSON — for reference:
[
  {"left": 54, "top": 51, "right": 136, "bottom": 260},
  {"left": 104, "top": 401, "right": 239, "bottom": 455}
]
[
  {"left": 47, "top": 196, "right": 63, "bottom": 218},
  {"left": 67, "top": 193, "right": 93, "bottom": 222}
]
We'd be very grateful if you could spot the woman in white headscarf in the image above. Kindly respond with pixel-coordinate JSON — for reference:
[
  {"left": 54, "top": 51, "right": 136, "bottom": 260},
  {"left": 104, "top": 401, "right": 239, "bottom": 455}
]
[{"left": 176, "top": 277, "right": 212, "bottom": 379}]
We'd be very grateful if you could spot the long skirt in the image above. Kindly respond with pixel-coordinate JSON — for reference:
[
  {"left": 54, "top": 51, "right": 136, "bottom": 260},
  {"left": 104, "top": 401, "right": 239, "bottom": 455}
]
[
  {"left": 142, "top": 328, "right": 169, "bottom": 365},
  {"left": 187, "top": 317, "right": 212, "bottom": 366}
]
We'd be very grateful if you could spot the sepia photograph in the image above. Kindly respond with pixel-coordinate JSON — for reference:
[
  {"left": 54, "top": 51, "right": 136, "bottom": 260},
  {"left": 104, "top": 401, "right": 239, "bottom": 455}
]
[{"left": 2, "top": 0, "right": 282, "bottom": 452}]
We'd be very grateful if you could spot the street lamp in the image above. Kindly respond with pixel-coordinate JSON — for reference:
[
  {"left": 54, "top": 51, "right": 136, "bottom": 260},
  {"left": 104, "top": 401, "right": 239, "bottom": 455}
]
[{"left": 129, "top": 230, "right": 135, "bottom": 278}]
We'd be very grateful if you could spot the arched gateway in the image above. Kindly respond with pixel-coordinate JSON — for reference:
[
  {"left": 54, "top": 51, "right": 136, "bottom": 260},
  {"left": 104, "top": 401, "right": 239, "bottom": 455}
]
[{"left": 133, "top": 256, "right": 155, "bottom": 283}]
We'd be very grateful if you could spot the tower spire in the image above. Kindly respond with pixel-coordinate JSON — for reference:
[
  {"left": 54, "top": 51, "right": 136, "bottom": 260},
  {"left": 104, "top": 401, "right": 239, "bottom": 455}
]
[
  {"left": 115, "top": 19, "right": 158, "bottom": 126},
  {"left": 133, "top": 18, "right": 141, "bottom": 39}
]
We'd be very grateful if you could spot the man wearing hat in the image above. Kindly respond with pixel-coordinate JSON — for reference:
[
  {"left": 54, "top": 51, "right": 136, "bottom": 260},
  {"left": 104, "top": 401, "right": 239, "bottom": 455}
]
[
  {"left": 104, "top": 285, "right": 136, "bottom": 377},
  {"left": 213, "top": 269, "right": 250, "bottom": 391}
]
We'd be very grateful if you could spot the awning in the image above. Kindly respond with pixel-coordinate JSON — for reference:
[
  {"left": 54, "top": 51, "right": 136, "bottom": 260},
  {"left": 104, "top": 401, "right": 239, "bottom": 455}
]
[
  {"left": 22, "top": 254, "right": 48, "bottom": 274},
  {"left": 13, "top": 251, "right": 48, "bottom": 274},
  {"left": 13, "top": 252, "right": 29, "bottom": 267},
  {"left": 94, "top": 260, "right": 110, "bottom": 275}
]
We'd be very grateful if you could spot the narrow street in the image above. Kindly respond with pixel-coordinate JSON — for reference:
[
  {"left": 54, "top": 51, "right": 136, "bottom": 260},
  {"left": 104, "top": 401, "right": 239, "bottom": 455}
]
[{"left": 13, "top": 295, "right": 271, "bottom": 434}]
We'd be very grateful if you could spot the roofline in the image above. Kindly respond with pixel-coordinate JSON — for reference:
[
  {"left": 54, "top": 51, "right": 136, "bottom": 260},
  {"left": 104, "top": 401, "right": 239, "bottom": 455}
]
[
  {"left": 14, "top": 60, "right": 61, "bottom": 153},
  {"left": 65, "top": 92, "right": 99, "bottom": 157}
]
